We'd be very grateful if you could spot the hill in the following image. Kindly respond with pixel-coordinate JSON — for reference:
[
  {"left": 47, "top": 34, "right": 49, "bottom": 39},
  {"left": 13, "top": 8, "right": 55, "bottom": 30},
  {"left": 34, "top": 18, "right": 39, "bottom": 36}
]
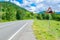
[
  {"left": 0, "top": 1, "right": 35, "bottom": 21},
  {"left": 38, "top": 11, "right": 45, "bottom": 14},
  {"left": 0, "top": 1, "right": 60, "bottom": 22},
  {"left": 56, "top": 12, "right": 60, "bottom": 14}
]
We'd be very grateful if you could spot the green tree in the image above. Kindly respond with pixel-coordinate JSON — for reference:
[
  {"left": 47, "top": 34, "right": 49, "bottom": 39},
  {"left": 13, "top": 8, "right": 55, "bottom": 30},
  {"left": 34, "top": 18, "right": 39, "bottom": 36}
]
[{"left": 16, "top": 10, "right": 21, "bottom": 20}]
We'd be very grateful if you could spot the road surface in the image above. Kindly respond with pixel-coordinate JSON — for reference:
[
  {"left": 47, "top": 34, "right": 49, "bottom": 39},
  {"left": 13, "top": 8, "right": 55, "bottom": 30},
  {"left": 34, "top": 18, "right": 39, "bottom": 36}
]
[{"left": 0, "top": 20, "right": 36, "bottom": 40}]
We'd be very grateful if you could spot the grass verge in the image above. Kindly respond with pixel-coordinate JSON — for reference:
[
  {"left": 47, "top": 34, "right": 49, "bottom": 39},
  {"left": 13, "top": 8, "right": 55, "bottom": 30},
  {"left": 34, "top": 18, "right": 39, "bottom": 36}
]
[{"left": 33, "top": 20, "right": 60, "bottom": 40}]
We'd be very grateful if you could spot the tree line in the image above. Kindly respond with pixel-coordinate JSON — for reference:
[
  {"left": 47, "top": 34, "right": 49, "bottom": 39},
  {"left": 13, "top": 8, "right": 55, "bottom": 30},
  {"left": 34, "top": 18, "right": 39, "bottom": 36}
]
[{"left": 0, "top": 2, "right": 60, "bottom": 22}]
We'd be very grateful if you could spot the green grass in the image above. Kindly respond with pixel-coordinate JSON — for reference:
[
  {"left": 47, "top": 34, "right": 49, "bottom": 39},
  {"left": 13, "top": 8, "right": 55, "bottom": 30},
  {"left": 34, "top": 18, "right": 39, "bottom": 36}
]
[
  {"left": 0, "top": 20, "right": 16, "bottom": 22},
  {"left": 33, "top": 20, "right": 60, "bottom": 40}
]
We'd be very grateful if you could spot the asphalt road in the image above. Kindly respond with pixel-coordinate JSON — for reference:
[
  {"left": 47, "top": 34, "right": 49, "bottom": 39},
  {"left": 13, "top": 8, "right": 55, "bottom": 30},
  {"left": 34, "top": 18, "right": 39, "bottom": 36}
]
[{"left": 0, "top": 20, "right": 35, "bottom": 40}]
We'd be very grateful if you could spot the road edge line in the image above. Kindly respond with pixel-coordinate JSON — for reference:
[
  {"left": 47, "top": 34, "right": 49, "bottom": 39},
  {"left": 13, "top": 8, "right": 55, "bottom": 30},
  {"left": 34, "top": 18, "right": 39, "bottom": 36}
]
[{"left": 8, "top": 23, "right": 28, "bottom": 40}]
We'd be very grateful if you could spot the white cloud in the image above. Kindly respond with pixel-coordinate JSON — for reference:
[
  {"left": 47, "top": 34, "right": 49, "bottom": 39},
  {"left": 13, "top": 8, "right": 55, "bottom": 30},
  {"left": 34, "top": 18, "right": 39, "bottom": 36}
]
[
  {"left": 53, "top": 0, "right": 60, "bottom": 3},
  {"left": 29, "top": 6, "right": 36, "bottom": 12},
  {"left": 11, "top": 0, "right": 21, "bottom": 6},
  {"left": 36, "top": 4, "right": 44, "bottom": 9},
  {"left": 9, "top": 0, "right": 60, "bottom": 12},
  {"left": 36, "top": 0, "right": 44, "bottom": 3},
  {"left": 23, "top": 0, "right": 31, "bottom": 5},
  {"left": 58, "top": 5, "right": 60, "bottom": 7}
]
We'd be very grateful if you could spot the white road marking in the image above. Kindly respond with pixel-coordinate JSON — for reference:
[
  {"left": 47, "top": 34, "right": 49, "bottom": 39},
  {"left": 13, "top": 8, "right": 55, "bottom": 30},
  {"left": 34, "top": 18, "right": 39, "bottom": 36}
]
[{"left": 8, "top": 23, "right": 28, "bottom": 40}]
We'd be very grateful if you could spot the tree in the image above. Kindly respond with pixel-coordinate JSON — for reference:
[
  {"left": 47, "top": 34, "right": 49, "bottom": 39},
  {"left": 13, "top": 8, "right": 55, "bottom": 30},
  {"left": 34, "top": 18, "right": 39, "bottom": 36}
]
[{"left": 16, "top": 10, "right": 21, "bottom": 20}]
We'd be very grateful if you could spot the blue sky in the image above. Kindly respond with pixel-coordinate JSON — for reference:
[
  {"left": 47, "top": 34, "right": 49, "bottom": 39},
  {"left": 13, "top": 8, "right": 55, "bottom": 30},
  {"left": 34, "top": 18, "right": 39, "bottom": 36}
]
[{"left": 1, "top": 0, "right": 60, "bottom": 13}]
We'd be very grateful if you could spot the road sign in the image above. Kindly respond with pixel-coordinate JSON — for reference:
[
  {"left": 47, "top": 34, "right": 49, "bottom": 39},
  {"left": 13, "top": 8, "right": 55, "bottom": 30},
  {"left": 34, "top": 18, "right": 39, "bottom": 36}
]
[{"left": 47, "top": 7, "right": 53, "bottom": 14}]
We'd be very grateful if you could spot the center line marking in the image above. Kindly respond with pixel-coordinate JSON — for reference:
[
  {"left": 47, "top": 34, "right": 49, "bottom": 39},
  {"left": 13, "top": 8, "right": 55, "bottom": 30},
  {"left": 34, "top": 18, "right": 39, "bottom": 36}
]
[{"left": 8, "top": 23, "right": 28, "bottom": 40}]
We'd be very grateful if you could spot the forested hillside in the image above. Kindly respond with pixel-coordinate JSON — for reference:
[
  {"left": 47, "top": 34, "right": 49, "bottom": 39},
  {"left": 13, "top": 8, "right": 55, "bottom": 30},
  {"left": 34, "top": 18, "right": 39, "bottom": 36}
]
[
  {"left": 0, "top": 2, "right": 60, "bottom": 22},
  {"left": 0, "top": 2, "right": 35, "bottom": 21}
]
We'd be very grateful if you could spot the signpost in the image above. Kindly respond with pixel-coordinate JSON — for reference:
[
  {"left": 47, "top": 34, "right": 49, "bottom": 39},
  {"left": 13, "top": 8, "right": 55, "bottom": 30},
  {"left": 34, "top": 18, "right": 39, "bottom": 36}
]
[
  {"left": 48, "top": 13, "right": 51, "bottom": 29},
  {"left": 46, "top": 7, "right": 53, "bottom": 31}
]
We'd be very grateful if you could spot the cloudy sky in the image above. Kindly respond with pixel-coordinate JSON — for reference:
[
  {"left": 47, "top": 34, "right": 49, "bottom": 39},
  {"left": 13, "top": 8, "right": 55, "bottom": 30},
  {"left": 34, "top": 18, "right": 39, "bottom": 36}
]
[{"left": 0, "top": 0, "right": 60, "bottom": 12}]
